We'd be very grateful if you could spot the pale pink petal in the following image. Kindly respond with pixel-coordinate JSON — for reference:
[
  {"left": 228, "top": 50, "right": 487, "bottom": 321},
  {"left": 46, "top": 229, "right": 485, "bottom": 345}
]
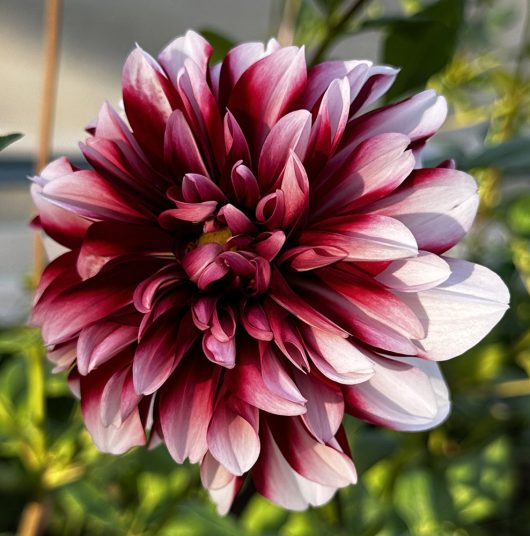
[
  {"left": 375, "top": 251, "right": 450, "bottom": 292},
  {"left": 300, "top": 324, "right": 374, "bottom": 385},
  {"left": 366, "top": 167, "right": 479, "bottom": 253},
  {"left": 158, "top": 30, "right": 213, "bottom": 84},
  {"left": 302, "top": 214, "right": 418, "bottom": 262},
  {"left": 344, "top": 354, "right": 450, "bottom": 431},
  {"left": 207, "top": 397, "right": 260, "bottom": 475},
  {"left": 399, "top": 258, "right": 509, "bottom": 360}
]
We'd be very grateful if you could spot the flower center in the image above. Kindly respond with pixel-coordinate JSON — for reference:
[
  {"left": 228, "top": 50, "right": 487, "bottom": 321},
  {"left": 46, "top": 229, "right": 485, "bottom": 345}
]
[{"left": 197, "top": 227, "right": 232, "bottom": 247}]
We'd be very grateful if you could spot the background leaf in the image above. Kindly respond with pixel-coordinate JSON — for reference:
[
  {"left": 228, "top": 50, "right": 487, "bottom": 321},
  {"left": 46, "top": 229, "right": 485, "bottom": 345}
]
[
  {"left": 0, "top": 132, "right": 23, "bottom": 152},
  {"left": 381, "top": 0, "right": 464, "bottom": 100}
]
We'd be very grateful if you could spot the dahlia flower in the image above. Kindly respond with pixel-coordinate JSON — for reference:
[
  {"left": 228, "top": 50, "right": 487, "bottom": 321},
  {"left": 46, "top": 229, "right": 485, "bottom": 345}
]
[{"left": 30, "top": 31, "right": 509, "bottom": 513}]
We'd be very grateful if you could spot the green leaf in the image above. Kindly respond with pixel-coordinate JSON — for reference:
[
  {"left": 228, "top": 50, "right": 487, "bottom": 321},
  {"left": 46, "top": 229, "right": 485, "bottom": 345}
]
[
  {"left": 198, "top": 28, "right": 235, "bottom": 63},
  {"left": 382, "top": 0, "right": 464, "bottom": 100},
  {"left": 447, "top": 437, "right": 514, "bottom": 524},
  {"left": 464, "top": 137, "right": 530, "bottom": 173},
  {"left": 393, "top": 467, "right": 455, "bottom": 535},
  {"left": 0, "top": 133, "right": 23, "bottom": 152},
  {"left": 509, "top": 196, "right": 530, "bottom": 236}
]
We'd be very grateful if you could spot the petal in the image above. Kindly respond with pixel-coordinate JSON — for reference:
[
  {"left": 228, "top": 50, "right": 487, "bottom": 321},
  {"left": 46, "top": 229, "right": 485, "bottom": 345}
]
[
  {"left": 207, "top": 397, "right": 260, "bottom": 475},
  {"left": 182, "top": 173, "right": 227, "bottom": 203},
  {"left": 374, "top": 251, "right": 450, "bottom": 292},
  {"left": 253, "top": 422, "right": 338, "bottom": 511},
  {"left": 270, "top": 268, "right": 348, "bottom": 337},
  {"left": 39, "top": 256, "right": 165, "bottom": 345},
  {"left": 302, "top": 214, "right": 418, "bottom": 261},
  {"left": 203, "top": 331, "right": 236, "bottom": 369},
  {"left": 31, "top": 166, "right": 90, "bottom": 249},
  {"left": 159, "top": 355, "right": 220, "bottom": 463},
  {"left": 291, "top": 274, "right": 419, "bottom": 355},
  {"left": 158, "top": 30, "right": 213, "bottom": 85},
  {"left": 230, "top": 163, "right": 260, "bottom": 209},
  {"left": 241, "top": 300, "right": 273, "bottom": 341},
  {"left": 308, "top": 77, "right": 350, "bottom": 161},
  {"left": 294, "top": 372, "right": 344, "bottom": 443},
  {"left": 343, "top": 89, "right": 447, "bottom": 149},
  {"left": 318, "top": 264, "right": 425, "bottom": 340},
  {"left": 201, "top": 453, "right": 244, "bottom": 516},
  {"left": 399, "top": 258, "right": 509, "bottom": 360},
  {"left": 259, "top": 342, "right": 307, "bottom": 404},
  {"left": 122, "top": 47, "right": 175, "bottom": 162},
  {"left": 134, "top": 310, "right": 198, "bottom": 394},
  {"left": 164, "top": 110, "right": 209, "bottom": 177},
  {"left": 258, "top": 110, "right": 312, "bottom": 191},
  {"left": 218, "top": 41, "right": 266, "bottom": 109},
  {"left": 270, "top": 417, "right": 357, "bottom": 487},
  {"left": 300, "top": 324, "right": 375, "bottom": 385},
  {"left": 344, "top": 354, "right": 451, "bottom": 431},
  {"left": 278, "top": 151, "right": 309, "bottom": 230},
  {"left": 279, "top": 245, "right": 348, "bottom": 272},
  {"left": 77, "top": 221, "right": 173, "bottom": 279},
  {"left": 80, "top": 360, "right": 146, "bottom": 454},
  {"left": 230, "top": 337, "right": 307, "bottom": 416},
  {"left": 229, "top": 46, "right": 307, "bottom": 149},
  {"left": 366, "top": 167, "right": 479, "bottom": 254},
  {"left": 39, "top": 170, "right": 149, "bottom": 223},
  {"left": 314, "top": 133, "right": 415, "bottom": 218},
  {"left": 77, "top": 320, "right": 137, "bottom": 375}
]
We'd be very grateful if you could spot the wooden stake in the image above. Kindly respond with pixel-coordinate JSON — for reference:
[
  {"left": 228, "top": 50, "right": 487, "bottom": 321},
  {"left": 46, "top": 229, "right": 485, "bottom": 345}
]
[{"left": 33, "top": 0, "right": 62, "bottom": 279}]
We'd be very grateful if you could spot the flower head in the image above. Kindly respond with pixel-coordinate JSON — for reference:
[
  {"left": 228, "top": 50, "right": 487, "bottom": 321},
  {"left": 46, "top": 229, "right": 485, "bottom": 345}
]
[{"left": 30, "top": 31, "right": 509, "bottom": 513}]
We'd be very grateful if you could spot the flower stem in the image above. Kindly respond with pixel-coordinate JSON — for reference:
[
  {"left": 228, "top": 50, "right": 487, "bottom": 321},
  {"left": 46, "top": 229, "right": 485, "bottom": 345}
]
[{"left": 309, "top": 0, "right": 372, "bottom": 66}]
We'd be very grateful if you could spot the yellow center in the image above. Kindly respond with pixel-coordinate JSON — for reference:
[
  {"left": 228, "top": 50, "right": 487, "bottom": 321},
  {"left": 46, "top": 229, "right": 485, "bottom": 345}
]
[{"left": 197, "top": 227, "right": 232, "bottom": 247}]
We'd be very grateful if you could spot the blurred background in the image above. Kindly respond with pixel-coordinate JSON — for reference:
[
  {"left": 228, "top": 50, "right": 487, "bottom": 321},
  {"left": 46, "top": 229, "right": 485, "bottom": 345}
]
[{"left": 1, "top": 0, "right": 530, "bottom": 534}]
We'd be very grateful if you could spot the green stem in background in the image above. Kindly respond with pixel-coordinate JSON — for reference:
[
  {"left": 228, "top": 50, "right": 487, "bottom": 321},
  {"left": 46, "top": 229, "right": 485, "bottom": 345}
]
[
  {"left": 491, "top": 0, "right": 530, "bottom": 141},
  {"left": 27, "top": 337, "right": 45, "bottom": 425},
  {"left": 277, "top": 0, "right": 302, "bottom": 46},
  {"left": 309, "top": 0, "right": 372, "bottom": 66}
]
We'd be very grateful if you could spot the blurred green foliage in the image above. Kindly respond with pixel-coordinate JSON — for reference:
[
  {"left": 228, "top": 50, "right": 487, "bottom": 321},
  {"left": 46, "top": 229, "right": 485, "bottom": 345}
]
[{"left": 2, "top": 0, "right": 530, "bottom": 534}]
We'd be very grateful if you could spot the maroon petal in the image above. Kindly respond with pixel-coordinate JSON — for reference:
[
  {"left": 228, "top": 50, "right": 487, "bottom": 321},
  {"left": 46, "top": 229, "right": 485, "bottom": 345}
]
[
  {"left": 218, "top": 41, "right": 266, "bottom": 110},
  {"left": 278, "top": 151, "right": 309, "bottom": 230},
  {"left": 257, "top": 110, "right": 312, "bottom": 192},
  {"left": 77, "top": 221, "right": 173, "bottom": 279},
  {"left": 134, "top": 310, "right": 199, "bottom": 395},
  {"left": 159, "top": 354, "right": 220, "bottom": 463},
  {"left": 203, "top": 330, "right": 236, "bottom": 368},
  {"left": 40, "top": 256, "right": 165, "bottom": 345},
  {"left": 229, "top": 46, "right": 307, "bottom": 149},
  {"left": 230, "top": 163, "right": 260, "bottom": 209},
  {"left": 270, "top": 268, "right": 348, "bottom": 337},
  {"left": 164, "top": 110, "right": 209, "bottom": 177},
  {"left": 230, "top": 337, "right": 306, "bottom": 416},
  {"left": 77, "top": 320, "right": 137, "bottom": 375},
  {"left": 122, "top": 47, "right": 176, "bottom": 162},
  {"left": 182, "top": 173, "right": 227, "bottom": 203}
]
